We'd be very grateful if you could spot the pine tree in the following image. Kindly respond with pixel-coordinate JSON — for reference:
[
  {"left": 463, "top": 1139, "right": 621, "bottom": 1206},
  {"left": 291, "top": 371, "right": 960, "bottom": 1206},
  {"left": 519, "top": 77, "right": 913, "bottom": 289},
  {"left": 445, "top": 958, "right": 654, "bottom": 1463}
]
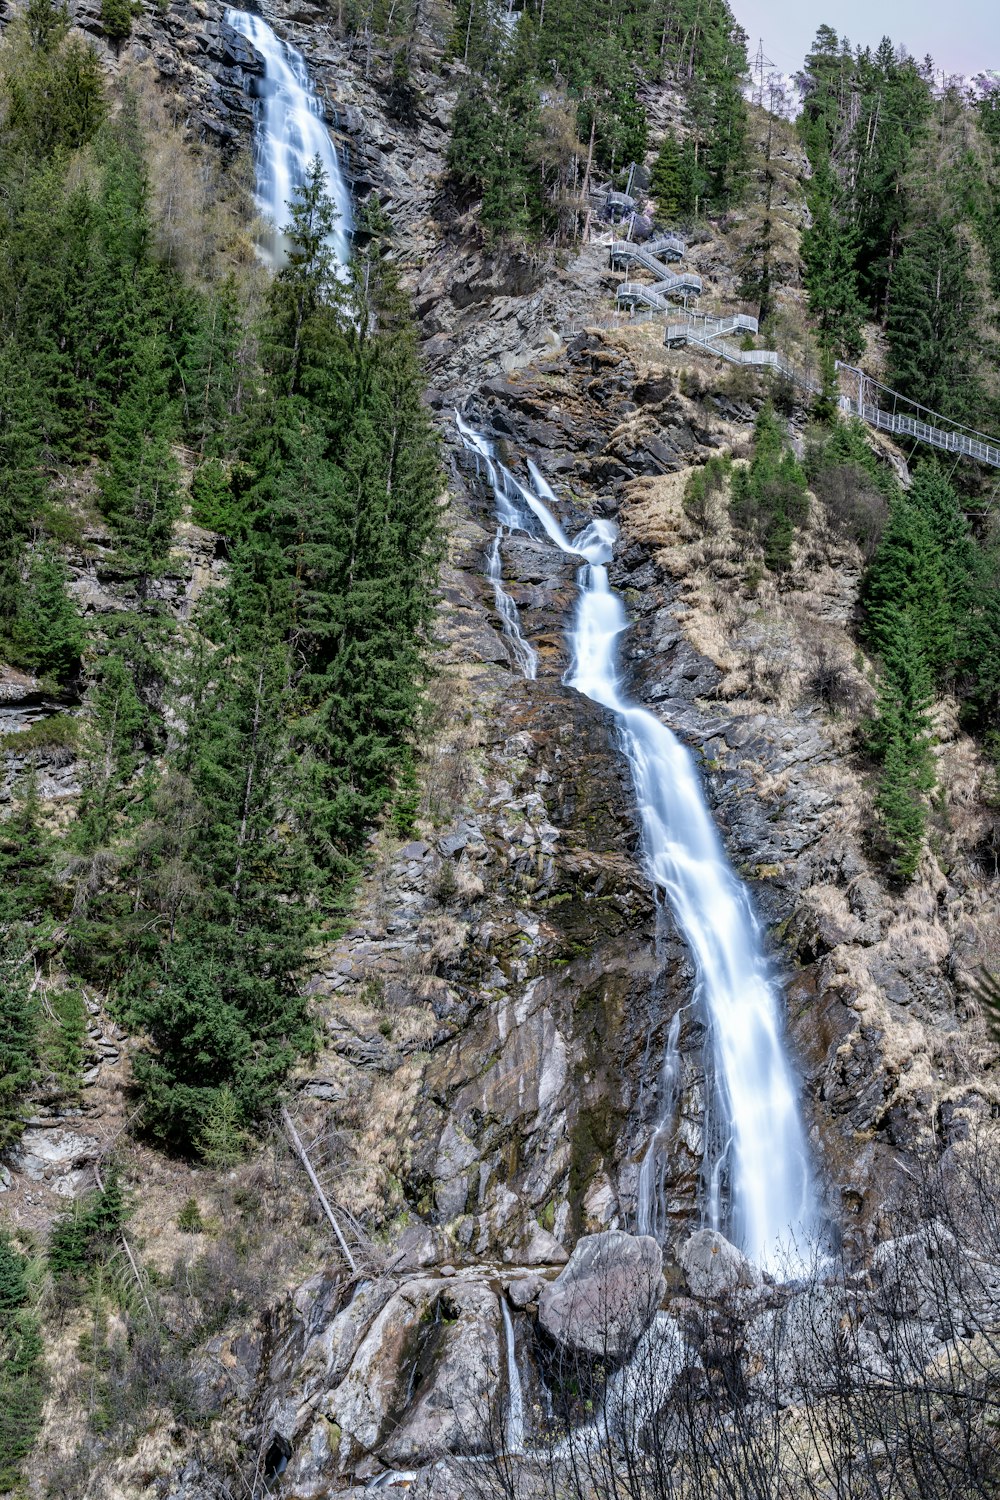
[
  {"left": 677, "top": 137, "right": 710, "bottom": 218},
  {"left": 0, "top": 1231, "right": 44, "bottom": 1492},
  {"left": 866, "top": 620, "right": 935, "bottom": 881},
  {"left": 198, "top": 1085, "right": 252, "bottom": 1168},
  {"left": 0, "top": 932, "right": 38, "bottom": 1148},
  {"left": 651, "top": 133, "right": 682, "bottom": 219},
  {"left": 863, "top": 496, "right": 953, "bottom": 682},
  {"left": 887, "top": 219, "right": 985, "bottom": 424},
  {"left": 0, "top": 775, "right": 57, "bottom": 927},
  {"left": 9, "top": 544, "right": 85, "bottom": 683},
  {"left": 96, "top": 337, "right": 182, "bottom": 587},
  {"left": 0, "top": 351, "right": 47, "bottom": 653},
  {"left": 876, "top": 724, "right": 931, "bottom": 881},
  {"left": 802, "top": 159, "right": 866, "bottom": 358},
  {"left": 100, "top": 0, "right": 135, "bottom": 43}
]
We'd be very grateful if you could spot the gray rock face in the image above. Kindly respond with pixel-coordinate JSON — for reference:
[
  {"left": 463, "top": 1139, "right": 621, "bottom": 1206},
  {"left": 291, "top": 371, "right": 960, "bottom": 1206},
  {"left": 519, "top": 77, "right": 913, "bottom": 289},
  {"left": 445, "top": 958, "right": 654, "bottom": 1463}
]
[
  {"left": 538, "top": 1230, "right": 665, "bottom": 1358},
  {"left": 678, "top": 1229, "right": 763, "bottom": 1304}
]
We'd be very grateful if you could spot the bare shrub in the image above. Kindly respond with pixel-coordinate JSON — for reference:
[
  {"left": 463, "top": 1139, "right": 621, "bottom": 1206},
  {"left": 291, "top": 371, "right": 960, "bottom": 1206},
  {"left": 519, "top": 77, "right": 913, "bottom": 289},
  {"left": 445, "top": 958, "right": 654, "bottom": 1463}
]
[
  {"left": 813, "top": 461, "right": 890, "bottom": 560},
  {"left": 456, "top": 1142, "right": 1000, "bottom": 1500}
]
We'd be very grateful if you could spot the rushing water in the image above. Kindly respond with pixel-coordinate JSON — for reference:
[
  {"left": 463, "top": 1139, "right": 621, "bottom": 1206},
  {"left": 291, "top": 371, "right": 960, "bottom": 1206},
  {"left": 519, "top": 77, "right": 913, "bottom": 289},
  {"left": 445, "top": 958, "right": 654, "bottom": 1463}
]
[
  {"left": 456, "top": 414, "right": 543, "bottom": 678},
  {"left": 224, "top": 9, "right": 353, "bottom": 266},
  {"left": 457, "top": 417, "right": 815, "bottom": 1271},
  {"left": 501, "top": 1298, "right": 526, "bottom": 1454}
]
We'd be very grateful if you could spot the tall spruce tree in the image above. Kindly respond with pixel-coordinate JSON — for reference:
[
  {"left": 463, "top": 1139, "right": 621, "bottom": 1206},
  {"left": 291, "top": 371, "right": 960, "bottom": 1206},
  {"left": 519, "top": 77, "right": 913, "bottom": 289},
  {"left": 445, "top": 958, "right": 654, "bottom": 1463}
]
[{"left": 802, "top": 159, "right": 866, "bottom": 358}]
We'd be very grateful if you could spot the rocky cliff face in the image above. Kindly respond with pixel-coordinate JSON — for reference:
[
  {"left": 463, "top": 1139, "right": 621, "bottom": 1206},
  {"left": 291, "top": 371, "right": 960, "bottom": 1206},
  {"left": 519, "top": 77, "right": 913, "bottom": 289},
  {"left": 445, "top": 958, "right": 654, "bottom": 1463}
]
[{"left": 6, "top": 4, "right": 1000, "bottom": 1495}]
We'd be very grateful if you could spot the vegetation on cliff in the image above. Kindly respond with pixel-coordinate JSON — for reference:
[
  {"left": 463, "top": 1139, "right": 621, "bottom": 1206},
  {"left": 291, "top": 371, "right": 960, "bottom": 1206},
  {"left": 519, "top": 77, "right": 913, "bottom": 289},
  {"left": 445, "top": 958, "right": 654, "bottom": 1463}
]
[
  {"left": 0, "top": 6, "right": 440, "bottom": 1169},
  {"left": 445, "top": 0, "right": 750, "bottom": 241}
]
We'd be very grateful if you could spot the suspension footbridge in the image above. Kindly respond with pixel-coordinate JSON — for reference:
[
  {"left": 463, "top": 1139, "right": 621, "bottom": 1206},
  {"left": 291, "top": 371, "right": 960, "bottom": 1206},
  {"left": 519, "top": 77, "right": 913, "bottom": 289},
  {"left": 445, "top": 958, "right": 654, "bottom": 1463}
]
[{"left": 609, "top": 237, "right": 1000, "bottom": 470}]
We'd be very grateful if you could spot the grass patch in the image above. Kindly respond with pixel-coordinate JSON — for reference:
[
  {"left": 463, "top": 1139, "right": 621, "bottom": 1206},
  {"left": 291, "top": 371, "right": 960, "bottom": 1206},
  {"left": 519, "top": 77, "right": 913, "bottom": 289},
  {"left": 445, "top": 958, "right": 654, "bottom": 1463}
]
[{"left": 1, "top": 715, "right": 78, "bottom": 756}]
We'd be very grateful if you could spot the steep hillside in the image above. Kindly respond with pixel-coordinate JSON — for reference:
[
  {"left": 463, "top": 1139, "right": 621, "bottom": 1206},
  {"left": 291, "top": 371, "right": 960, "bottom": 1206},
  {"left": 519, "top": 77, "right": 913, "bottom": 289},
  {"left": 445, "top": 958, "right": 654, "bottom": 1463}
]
[{"left": 1, "top": 1, "right": 1000, "bottom": 1497}]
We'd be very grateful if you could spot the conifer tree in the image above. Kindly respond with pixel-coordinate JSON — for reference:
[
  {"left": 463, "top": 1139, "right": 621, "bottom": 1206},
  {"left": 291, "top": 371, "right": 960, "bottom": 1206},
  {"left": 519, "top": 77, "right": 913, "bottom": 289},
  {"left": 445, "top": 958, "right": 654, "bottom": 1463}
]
[
  {"left": 0, "top": 1231, "right": 44, "bottom": 1492},
  {"left": 96, "top": 337, "right": 182, "bottom": 587},
  {"left": 802, "top": 159, "right": 866, "bottom": 358},
  {"left": 887, "top": 220, "right": 985, "bottom": 425},
  {"left": 198, "top": 1085, "right": 252, "bottom": 1167},
  {"left": 10, "top": 545, "right": 85, "bottom": 683},
  {"left": 0, "top": 775, "right": 57, "bottom": 928},
  {"left": 651, "top": 133, "right": 682, "bottom": 219},
  {"left": 0, "top": 351, "right": 47, "bottom": 653},
  {"left": 863, "top": 495, "right": 953, "bottom": 683},
  {"left": 0, "top": 933, "right": 38, "bottom": 1148}
]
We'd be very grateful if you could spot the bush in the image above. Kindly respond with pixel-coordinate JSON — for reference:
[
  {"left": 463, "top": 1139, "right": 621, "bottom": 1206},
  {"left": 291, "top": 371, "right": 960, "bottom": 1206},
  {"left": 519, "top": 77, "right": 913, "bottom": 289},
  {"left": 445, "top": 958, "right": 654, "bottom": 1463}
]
[
  {"left": 48, "top": 1167, "right": 130, "bottom": 1282},
  {"left": 683, "top": 453, "right": 731, "bottom": 531},
  {"left": 0, "top": 713, "right": 79, "bottom": 757},
  {"left": 189, "top": 459, "right": 242, "bottom": 536},
  {"left": 813, "top": 460, "right": 890, "bottom": 559},
  {"left": 40, "top": 987, "right": 87, "bottom": 1098},
  {"left": 100, "top": 0, "right": 136, "bottom": 41},
  {"left": 729, "top": 405, "right": 809, "bottom": 571},
  {"left": 176, "top": 1197, "right": 204, "bottom": 1234},
  {"left": 8, "top": 546, "right": 85, "bottom": 685}
]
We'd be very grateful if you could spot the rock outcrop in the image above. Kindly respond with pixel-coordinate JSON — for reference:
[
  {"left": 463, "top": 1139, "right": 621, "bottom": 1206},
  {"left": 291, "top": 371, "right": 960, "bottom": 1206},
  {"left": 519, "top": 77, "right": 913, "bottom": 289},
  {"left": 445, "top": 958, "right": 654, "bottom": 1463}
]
[{"left": 538, "top": 1230, "right": 665, "bottom": 1359}]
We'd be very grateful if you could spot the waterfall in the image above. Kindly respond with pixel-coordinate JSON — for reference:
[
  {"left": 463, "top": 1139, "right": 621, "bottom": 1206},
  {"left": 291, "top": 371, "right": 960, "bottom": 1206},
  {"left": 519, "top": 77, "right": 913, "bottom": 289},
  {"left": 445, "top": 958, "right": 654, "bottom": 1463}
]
[
  {"left": 456, "top": 419, "right": 815, "bottom": 1272},
  {"left": 635, "top": 1010, "right": 682, "bottom": 1241},
  {"left": 224, "top": 9, "right": 353, "bottom": 266},
  {"left": 487, "top": 530, "right": 538, "bottom": 679},
  {"left": 501, "top": 1298, "right": 526, "bottom": 1454},
  {"left": 456, "top": 413, "right": 540, "bottom": 678}
]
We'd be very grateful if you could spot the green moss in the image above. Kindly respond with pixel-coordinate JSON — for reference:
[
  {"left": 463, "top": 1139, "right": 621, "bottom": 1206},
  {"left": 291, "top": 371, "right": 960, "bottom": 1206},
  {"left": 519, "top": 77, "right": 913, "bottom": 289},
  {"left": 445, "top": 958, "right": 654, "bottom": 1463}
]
[{"left": 568, "top": 1101, "right": 617, "bottom": 1237}]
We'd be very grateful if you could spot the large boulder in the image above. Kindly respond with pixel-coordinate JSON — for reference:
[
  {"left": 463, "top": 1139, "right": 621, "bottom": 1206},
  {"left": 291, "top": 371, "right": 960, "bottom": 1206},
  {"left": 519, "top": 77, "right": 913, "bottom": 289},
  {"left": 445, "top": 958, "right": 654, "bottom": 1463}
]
[
  {"left": 382, "top": 1281, "right": 501, "bottom": 1466},
  {"left": 329, "top": 1278, "right": 502, "bottom": 1471},
  {"left": 678, "top": 1229, "right": 763, "bottom": 1305},
  {"left": 538, "top": 1231, "right": 665, "bottom": 1359}
]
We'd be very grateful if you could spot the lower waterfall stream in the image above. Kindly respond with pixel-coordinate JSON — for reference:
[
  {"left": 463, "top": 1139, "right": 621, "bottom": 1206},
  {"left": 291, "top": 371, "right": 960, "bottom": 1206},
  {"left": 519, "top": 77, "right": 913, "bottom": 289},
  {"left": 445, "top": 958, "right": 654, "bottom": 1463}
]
[{"left": 457, "top": 415, "right": 815, "bottom": 1271}]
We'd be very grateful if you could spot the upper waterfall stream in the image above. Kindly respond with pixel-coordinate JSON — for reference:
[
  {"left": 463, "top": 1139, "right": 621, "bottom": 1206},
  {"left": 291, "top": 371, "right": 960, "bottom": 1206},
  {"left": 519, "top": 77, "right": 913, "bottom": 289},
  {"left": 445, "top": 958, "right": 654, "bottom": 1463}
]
[
  {"left": 458, "top": 415, "right": 815, "bottom": 1270},
  {"left": 224, "top": 9, "right": 353, "bottom": 265}
]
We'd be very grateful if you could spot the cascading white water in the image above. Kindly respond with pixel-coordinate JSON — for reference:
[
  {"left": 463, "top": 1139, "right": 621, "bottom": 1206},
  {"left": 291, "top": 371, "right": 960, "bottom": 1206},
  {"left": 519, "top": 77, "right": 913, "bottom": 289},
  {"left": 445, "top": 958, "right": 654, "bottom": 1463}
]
[
  {"left": 456, "top": 414, "right": 542, "bottom": 679},
  {"left": 457, "top": 417, "right": 815, "bottom": 1271},
  {"left": 501, "top": 1298, "right": 526, "bottom": 1454},
  {"left": 487, "top": 530, "right": 538, "bottom": 679},
  {"left": 224, "top": 9, "right": 353, "bottom": 266},
  {"left": 635, "top": 1009, "right": 682, "bottom": 1241}
]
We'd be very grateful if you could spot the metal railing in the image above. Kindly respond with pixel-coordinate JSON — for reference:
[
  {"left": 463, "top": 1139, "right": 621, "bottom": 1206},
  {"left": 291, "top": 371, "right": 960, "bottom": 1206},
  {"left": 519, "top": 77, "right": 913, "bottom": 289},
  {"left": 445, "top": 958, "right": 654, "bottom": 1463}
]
[
  {"left": 644, "top": 232, "right": 687, "bottom": 261},
  {"left": 664, "top": 327, "right": 1000, "bottom": 467},
  {"left": 665, "top": 313, "right": 759, "bottom": 345},
  {"left": 601, "top": 230, "right": 1000, "bottom": 469},
  {"left": 665, "top": 322, "right": 820, "bottom": 390},
  {"left": 611, "top": 241, "right": 703, "bottom": 294},
  {"left": 853, "top": 401, "right": 1000, "bottom": 467},
  {"left": 619, "top": 277, "right": 702, "bottom": 312}
]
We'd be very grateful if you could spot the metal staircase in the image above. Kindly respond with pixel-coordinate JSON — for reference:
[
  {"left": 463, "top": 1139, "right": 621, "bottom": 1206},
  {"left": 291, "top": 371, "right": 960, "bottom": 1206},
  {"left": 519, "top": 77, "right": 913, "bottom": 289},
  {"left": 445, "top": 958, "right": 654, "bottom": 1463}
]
[
  {"left": 605, "top": 218, "right": 1000, "bottom": 470},
  {"left": 611, "top": 238, "right": 702, "bottom": 311},
  {"left": 665, "top": 315, "right": 819, "bottom": 391}
]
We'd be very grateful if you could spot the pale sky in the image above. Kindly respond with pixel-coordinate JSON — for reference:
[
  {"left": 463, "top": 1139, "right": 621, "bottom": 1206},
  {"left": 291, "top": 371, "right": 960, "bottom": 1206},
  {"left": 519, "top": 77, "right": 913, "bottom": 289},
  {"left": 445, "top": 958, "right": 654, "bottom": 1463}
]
[{"left": 733, "top": 0, "right": 996, "bottom": 79}]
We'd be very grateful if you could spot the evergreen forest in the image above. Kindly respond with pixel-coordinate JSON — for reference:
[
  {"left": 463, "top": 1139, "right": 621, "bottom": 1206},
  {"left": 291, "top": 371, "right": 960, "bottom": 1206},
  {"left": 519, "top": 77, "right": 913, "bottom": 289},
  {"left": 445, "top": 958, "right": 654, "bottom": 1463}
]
[
  {"left": 0, "top": 0, "right": 440, "bottom": 1172},
  {"left": 793, "top": 27, "right": 1000, "bottom": 878}
]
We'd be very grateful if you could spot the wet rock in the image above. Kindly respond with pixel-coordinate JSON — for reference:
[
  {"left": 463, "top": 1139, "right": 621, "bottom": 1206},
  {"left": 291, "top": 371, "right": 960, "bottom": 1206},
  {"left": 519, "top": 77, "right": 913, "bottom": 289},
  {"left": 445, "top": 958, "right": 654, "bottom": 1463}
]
[
  {"left": 538, "top": 1230, "right": 665, "bottom": 1359},
  {"left": 506, "top": 1272, "right": 546, "bottom": 1308},
  {"left": 327, "top": 1277, "right": 502, "bottom": 1470},
  {"left": 381, "top": 1281, "right": 501, "bottom": 1465}
]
